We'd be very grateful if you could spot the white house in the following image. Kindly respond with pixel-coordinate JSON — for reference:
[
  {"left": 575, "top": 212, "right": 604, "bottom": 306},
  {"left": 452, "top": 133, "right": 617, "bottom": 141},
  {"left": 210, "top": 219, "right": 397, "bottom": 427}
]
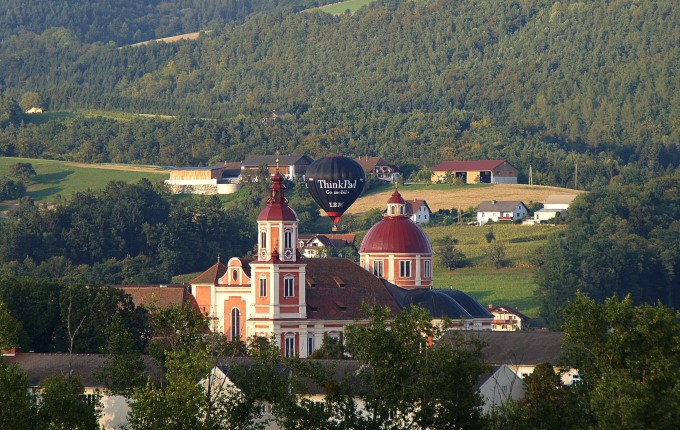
[
  {"left": 476, "top": 201, "right": 529, "bottom": 225},
  {"left": 406, "top": 199, "right": 432, "bottom": 224},
  {"left": 532, "top": 194, "right": 578, "bottom": 223},
  {"left": 489, "top": 305, "right": 530, "bottom": 331},
  {"left": 297, "top": 233, "right": 356, "bottom": 258}
]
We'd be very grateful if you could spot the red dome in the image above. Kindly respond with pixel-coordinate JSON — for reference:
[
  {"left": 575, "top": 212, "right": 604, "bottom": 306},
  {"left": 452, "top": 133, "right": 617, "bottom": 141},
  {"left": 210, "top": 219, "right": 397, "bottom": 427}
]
[
  {"left": 257, "top": 170, "right": 298, "bottom": 222},
  {"left": 257, "top": 205, "right": 298, "bottom": 222},
  {"left": 359, "top": 217, "right": 433, "bottom": 254}
]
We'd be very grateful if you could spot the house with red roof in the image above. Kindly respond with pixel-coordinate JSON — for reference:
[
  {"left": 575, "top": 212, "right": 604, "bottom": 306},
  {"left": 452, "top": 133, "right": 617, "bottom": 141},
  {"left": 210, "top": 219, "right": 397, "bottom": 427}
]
[
  {"left": 355, "top": 156, "right": 400, "bottom": 183},
  {"left": 431, "top": 160, "right": 518, "bottom": 184},
  {"left": 189, "top": 169, "right": 492, "bottom": 358}
]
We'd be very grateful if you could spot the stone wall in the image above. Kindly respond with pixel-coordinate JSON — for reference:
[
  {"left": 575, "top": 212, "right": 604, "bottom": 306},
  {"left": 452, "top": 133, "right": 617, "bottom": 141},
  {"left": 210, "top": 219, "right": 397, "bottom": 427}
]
[{"left": 166, "top": 183, "right": 218, "bottom": 195}]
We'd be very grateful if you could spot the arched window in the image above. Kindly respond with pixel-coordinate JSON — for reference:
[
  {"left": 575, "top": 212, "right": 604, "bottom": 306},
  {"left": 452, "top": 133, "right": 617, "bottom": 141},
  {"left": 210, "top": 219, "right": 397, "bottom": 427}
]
[{"left": 231, "top": 308, "right": 241, "bottom": 340}]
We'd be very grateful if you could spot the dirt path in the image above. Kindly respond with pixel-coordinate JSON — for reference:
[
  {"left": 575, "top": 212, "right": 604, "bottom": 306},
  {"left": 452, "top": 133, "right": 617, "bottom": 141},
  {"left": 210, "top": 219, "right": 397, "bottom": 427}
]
[{"left": 347, "top": 184, "right": 583, "bottom": 214}]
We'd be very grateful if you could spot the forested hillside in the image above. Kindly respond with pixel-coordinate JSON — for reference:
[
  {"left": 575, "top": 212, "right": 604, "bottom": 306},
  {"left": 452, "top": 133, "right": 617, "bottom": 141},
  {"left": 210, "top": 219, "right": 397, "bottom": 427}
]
[
  {"left": 0, "top": 0, "right": 678, "bottom": 189},
  {"left": 0, "top": 0, "right": 333, "bottom": 45}
]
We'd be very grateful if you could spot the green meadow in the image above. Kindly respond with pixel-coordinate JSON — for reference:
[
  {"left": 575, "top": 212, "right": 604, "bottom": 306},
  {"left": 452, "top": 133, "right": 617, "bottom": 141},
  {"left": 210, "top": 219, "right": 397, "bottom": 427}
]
[
  {"left": 0, "top": 157, "right": 169, "bottom": 208},
  {"left": 309, "top": 0, "right": 375, "bottom": 14},
  {"left": 425, "top": 223, "right": 563, "bottom": 317}
]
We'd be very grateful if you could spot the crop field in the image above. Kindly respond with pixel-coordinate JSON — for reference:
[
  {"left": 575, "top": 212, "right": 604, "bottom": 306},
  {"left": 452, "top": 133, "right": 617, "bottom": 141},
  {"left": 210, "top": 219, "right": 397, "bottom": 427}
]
[
  {"left": 0, "top": 157, "right": 169, "bottom": 212},
  {"left": 348, "top": 183, "right": 583, "bottom": 214}
]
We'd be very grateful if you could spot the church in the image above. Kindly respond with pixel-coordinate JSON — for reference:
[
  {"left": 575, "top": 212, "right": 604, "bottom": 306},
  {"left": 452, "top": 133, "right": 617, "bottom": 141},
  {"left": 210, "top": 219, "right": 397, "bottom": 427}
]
[{"left": 189, "top": 169, "right": 492, "bottom": 358}]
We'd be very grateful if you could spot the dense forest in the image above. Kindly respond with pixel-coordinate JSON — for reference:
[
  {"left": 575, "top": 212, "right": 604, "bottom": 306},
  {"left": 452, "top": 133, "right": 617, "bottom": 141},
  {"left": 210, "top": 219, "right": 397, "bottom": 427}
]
[
  {"left": 0, "top": 0, "right": 677, "bottom": 190},
  {"left": 0, "top": 0, "right": 334, "bottom": 45}
]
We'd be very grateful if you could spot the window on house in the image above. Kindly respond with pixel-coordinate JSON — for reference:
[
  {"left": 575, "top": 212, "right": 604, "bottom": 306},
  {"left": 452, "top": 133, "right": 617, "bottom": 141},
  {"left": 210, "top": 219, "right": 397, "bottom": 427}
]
[
  {"left": 285, "top": 336, "right": 295, "bottom": 358},
  {"left": 232, "top": 269, "right": 238, "bottom": 281},
  {"left": 373, "top": 260, "right": 384, "bottom": 277},
  {"left": 424, "top": 260, "right": 431, "bottom": 277},
  {"left": 284, "top": 229, "right": 293, "bottom": 249},
  {"left": 284, "top": 277, "right": 294, "bottom": 297},
  {"left": 231, "top": 308, "right": 241, "bottom": 340},
  {"left": 259, "top": 278, "right": 267, "bottom": 297},
  {"left": 400, "top": 260, "right": 411, "bottom": 277},
  {"left": 307, "top": 335, "right": 314, "bottom": 356}
]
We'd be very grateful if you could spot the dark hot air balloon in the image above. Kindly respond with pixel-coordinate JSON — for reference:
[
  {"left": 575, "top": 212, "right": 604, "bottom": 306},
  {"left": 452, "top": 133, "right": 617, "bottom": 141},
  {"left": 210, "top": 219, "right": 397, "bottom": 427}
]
[{"left": 306, "top": 156, "right": 365, "bottom": 228}]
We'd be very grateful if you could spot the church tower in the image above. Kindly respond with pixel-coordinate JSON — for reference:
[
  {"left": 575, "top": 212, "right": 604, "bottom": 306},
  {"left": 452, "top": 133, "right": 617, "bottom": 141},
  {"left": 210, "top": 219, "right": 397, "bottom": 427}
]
[{"left": 248, "top": 165, "right": 307, "bottom": 357}]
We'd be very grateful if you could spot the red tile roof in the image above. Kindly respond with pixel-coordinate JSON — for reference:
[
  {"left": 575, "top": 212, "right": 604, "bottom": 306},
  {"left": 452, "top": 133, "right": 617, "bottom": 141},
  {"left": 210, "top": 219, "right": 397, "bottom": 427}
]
[
  {"left": 190, "top": 261, "right": 228, "bottom": 284},
  {"left": 432, "top": 160, "right": 513, "bottom": 172},
  {"left": 406, "top": 199, "right": 431, "bottom": 214},
  {"left": 117, "top": 285, "right": 199, "bottom": 312},
  {"left": 305, "top": 258, "right": 401, "bottom": 320}
]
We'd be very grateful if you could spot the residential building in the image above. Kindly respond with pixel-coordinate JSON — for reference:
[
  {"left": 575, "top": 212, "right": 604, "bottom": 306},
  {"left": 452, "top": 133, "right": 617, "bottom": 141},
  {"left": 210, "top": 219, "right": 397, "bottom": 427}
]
[
  {"left": 431, "top": 160, "right": 518, "bottom": 184},
  {"left": 3, "top": 352, "right": 163, "bottom": 430},
  {"left": 297, "top": 233, "right": 356, "bottom": 258},
  {"left": 532, "top": 194, "right": 578, "bottom": 223},
  {"left": 406, "top": 199, "right": 432, "bottom": 224},
  {"left": 476, "top": 200, "right": 529, "bottom": 225},
  {"left": 355, "top": 156, "right": 400, "bottom": 182},
  {"left": 489, "top": 305, "right": 530, "bottom": 331}
]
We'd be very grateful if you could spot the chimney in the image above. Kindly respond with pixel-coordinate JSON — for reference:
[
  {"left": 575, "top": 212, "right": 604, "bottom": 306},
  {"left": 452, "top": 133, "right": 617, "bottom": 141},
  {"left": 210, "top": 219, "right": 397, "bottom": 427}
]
[{"left": 488, "top": 304, "right": 494, "bottom": 310}]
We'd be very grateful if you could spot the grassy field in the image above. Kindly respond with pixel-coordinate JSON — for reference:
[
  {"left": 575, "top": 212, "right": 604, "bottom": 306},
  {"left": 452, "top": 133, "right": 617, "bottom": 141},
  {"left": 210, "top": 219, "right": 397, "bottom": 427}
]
[
  {"left": 25, "top": 109, "right": 175, "bottom": 125},
  {"left": 0, "top": 157, "right": 169, "bottom": 211},
  {"left": 309, "top": 0, "right": 375, "bottom": 14}
]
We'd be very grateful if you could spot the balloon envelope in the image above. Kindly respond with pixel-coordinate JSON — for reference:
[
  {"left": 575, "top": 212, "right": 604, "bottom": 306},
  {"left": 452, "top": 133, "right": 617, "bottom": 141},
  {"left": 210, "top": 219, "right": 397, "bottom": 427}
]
[{"left": 306, "top": 156, "right": 365, "bottom": 224}]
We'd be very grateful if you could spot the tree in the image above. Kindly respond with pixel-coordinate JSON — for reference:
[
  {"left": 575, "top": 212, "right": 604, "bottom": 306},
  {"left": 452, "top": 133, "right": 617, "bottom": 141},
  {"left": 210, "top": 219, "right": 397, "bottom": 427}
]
[
  {"left": 483, "top": 241, "right": 507, "bottom": 269},
  {"left": 344, "top": 305, "right": 488, "bottom": 429},
  {"left": 0, "top": 299, "right": 23, "bottom": 350},
  {"left": 436, "top": 236, "right": 466, "bottom": 270},
  {"left": 0, "top": 177, "right": 26, "bottom": 200},
  {"left": 7, "top": 162, "right": 37, "bottom": 183},
  {"left": 560, "top": 293, "right": 680, "bottom": 429},
  {"left": 37, "top": 375, "right": 101, "bottom": 430},
  {"left": 95, "top": 314, "right": 147, "bottom": 397},
  {"left": 0, "top": 360, "right": 37, "bottom": 429},
  {"left": 308, "top": 333, "right": 345, "bottom": 359}
]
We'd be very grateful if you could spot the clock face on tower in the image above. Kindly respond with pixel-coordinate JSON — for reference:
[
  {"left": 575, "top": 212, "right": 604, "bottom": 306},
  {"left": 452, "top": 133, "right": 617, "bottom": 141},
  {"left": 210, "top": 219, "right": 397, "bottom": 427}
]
[
  {"left": 284, "top": 249, "right": 293, "bottom": 259},
  {"left": 260, "top": 249, "right": 267, "bottom": 260}
]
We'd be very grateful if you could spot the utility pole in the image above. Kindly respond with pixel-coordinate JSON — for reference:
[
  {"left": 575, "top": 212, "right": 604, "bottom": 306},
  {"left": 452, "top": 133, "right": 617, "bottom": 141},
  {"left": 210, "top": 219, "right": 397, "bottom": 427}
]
[
  {"left": 529, "top": 164, "right": 533, "bottom": 185},
  {"left": 574, "top": 162, "right": 578, "bottom": 190}
]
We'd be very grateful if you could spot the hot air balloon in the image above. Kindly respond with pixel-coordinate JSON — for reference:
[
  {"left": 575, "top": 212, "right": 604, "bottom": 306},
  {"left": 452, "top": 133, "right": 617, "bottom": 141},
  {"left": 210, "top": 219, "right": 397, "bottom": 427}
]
[{"left": 306, "top": 156, "right": 365, "bottom": 229}]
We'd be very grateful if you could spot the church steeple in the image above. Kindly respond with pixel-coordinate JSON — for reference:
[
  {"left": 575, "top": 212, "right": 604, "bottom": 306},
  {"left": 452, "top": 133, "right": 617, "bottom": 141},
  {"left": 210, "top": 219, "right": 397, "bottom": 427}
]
[
  {"left": 386, "top": 187, "right": 408, "bottom": 217},
  {"left": 256, "top": 163, "right": 299, "bottom": 262}
]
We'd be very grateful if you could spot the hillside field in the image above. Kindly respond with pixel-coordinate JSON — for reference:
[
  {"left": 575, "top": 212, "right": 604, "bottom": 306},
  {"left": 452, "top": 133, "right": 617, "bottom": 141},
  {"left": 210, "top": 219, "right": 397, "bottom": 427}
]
[
  {"left": 0, "top": 157, "right": 169, "bottom": 212},
  {"left": 348, "top": 183, "right": 584, "bottom": 214}
]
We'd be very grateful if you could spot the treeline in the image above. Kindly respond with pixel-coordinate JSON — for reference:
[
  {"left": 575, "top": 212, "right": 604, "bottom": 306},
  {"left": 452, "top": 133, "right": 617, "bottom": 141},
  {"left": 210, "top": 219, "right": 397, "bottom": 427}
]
[
  {"left": 0, "top": 0, "right": 335, "bottom": 45},
  {"left": 535, "top": 172, "right": 680, "bottom": 327},
  {"left": 0, "top": 0, "right": 677, "bottom": 190},
  {"left": 0, "top": 179, "right": 255, "bottom": 283}
]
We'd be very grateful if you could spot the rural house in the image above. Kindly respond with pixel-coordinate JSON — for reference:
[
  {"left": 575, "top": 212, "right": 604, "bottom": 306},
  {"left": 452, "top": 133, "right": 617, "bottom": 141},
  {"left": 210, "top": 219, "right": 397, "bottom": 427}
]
[
  {"left": 476, "top": 200, "right": 529, "bottom": 225},
  {"left": 431, "top": 160, "right": 518, "bottom": 184},
  {"left": 532, "top": 194, "right": 578, "bottom": 223},
  {"left": 355, "top": 156, "right": 400, "bottom": 183},
  {"left": 489, "top": 305, "right": 530, "bottom": 331},
  {"left": 297, "top": 233, "right": 356, "bottom": 258},
  {"left": 406, "top": 199, "right": 432, "bottom": 224}
]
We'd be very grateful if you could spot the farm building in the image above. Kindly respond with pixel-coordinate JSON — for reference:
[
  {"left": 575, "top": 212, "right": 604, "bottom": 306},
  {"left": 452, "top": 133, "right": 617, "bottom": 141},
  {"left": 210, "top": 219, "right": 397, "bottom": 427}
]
[
  {"left": 241, "top": 154, "right": 313, "bottom": 180},
  {"left": 431, "top": 160, "right": 518, "bottom": 184},
  {"left": 164, "top": 163, "right": 242, "bottom": 195}
]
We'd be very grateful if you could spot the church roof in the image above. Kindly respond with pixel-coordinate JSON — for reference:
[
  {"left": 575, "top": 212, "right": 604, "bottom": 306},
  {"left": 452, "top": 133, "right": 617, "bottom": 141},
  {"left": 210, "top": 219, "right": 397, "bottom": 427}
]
[
  {"left": 384, "top": 284, "right": 493, "bottom": 320},
  {"left": 359, "top": 216, "right": 433, "bottom": 254},
  {"left": 190, "top": 261, "right": 228, "bottom": 284},
  {"left": 116, "top": 284, "right": 199, "bottom": 312},
  {"left": 304, "top": 258, "right": 401, "bottom": 320}
]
